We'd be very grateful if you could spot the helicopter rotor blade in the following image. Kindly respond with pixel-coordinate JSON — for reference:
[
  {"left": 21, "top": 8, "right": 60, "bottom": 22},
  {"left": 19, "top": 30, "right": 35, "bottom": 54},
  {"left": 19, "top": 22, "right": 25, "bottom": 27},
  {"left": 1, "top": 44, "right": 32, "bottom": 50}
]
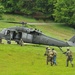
[
  {"left": 6, "top": 21, "right": 27, "bottom": 24},
  {"left": 4, "top": 21, "right": 63, "bottom": 26},
  {"left": 1, "top": 20, "right": 64, "bottom": 26},
  {"left": 5, "top": 21, "right": 49, "bottom": 25}
]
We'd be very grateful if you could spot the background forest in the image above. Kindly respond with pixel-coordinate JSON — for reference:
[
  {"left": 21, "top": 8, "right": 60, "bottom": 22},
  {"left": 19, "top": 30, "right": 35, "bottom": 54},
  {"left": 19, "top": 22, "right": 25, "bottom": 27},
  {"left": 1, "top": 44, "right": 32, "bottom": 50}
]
[{"left": 0, "top": 0, "right": 75, "bottom": 27}]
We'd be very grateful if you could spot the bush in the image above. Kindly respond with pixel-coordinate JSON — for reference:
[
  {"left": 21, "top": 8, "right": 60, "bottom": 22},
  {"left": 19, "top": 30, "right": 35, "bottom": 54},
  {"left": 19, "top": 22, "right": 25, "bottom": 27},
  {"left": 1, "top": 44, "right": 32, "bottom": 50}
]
[{"left": 0, "top": 5, "right": 4, "bottom": 20}]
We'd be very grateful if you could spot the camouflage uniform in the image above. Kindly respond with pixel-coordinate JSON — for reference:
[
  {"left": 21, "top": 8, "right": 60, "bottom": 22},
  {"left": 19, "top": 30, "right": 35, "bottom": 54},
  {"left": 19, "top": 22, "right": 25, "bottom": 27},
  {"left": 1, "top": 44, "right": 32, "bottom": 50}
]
[
  {"left": 44, "top": 47, "right": 50, "bottom": 65},
  {"left": 66, "top": 49, "right": 73, "bottom": 67},
  {"left": 44, "top": 47, "right": 54, "bottom": 66},
  {"left": 19, "top": 39, "right": 23, "bottom": 46},
  {"left": 48, "top": 50, "right": 54, "bottom": 66}
]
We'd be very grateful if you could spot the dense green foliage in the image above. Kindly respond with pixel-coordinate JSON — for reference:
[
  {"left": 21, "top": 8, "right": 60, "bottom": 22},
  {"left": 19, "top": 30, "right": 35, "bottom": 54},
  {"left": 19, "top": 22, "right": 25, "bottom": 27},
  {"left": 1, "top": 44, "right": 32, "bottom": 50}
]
[
  {"left": 0, "top": 0, "right": 75, "bottom": 27},
  {"left": 53, "top": 0, "right": 75, "bottom": 27},
  {"left": 0, "top": 0, "right": 56, "bottom": 20},
  {"left": 0, "top": 3, "right": 4, "bottom": 19}
]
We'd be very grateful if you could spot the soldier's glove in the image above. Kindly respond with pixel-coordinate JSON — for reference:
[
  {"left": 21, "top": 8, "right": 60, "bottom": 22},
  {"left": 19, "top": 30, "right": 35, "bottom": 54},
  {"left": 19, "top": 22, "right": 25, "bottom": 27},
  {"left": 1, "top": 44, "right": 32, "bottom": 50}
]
[{"left": 44, "top": 54, "right": 46, "bottom": 56}]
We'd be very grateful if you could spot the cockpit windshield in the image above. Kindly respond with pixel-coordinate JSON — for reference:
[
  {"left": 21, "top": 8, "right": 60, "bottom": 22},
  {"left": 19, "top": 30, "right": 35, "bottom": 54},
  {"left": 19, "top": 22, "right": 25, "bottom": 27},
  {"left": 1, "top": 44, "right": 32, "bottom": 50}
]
[{"left": 0, "top": 28, "right": 7, "bottom": 34}]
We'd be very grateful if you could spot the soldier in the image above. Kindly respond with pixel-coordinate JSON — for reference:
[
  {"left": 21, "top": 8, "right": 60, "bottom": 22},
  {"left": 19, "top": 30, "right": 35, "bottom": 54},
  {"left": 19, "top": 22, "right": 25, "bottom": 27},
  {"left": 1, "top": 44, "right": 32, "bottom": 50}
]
[
  {"left": 48, "top": 48, "right": 54, "bottom": 66},
  {"left": 19, "top": 38, "right": 23, "bottom": 46},
  {"left": 64, "top": 48, "right": 73, "bottom": 67},
  {"left": 52, "top": 48, "right": 57, "bottom": 65},
  {"left": 44, "top": 47, "right": 54, "bottom": 66},
  {"left": 44, "top": 47, "right": 50, "bottom": 65}
]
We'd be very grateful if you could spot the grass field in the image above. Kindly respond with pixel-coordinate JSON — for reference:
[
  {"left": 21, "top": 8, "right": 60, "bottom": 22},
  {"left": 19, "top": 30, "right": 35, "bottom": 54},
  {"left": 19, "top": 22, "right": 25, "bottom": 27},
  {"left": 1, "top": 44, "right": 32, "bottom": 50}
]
[
  {"left": 0, "top": 44, "right": 75, "bottom": 75},
  {"left": 0, "top": 14, "right": 75, "bottom": 75}
]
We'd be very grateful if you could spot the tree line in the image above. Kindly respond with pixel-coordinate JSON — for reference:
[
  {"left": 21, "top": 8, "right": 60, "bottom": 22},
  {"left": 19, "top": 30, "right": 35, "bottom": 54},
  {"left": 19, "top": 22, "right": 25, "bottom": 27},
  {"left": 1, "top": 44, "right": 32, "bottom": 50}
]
[{"left": 0, "top": 0, "right": 75, "bottom": 28}]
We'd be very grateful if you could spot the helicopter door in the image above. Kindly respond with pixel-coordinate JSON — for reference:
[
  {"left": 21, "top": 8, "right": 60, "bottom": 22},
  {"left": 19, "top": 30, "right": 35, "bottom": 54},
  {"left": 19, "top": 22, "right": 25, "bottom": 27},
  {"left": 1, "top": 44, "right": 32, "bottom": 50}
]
[
  {"left": 12, "top": 31, "right": 17, "bottom": 39},
  {"left": 18, "top": 32, "right": 22, "bottom": 40},
  {"left": 22, "top": 32, "right": 33, "bottom": 43},
  {"left": 13, "top": 31, "right": 22, "bottom": 40}
]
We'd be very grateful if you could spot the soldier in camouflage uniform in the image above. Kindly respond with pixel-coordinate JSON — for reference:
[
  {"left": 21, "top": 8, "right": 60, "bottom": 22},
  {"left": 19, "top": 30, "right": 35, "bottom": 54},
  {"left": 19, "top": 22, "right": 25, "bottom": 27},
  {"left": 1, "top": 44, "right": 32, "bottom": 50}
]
[
  {"left": 44, "top": 47, "right": 54, "bottom": 66},
  {"left": 19, "top": 38, "right": 23, "bottom": 46},
  {"left": 44, "top": 47, "right": 50, "bottom": 65},
  {"left": 63, "top": 48, "right": 73, "bottom": 67},
  {"left": 66, "top": 48, "right": 73, "bottom": 67}
]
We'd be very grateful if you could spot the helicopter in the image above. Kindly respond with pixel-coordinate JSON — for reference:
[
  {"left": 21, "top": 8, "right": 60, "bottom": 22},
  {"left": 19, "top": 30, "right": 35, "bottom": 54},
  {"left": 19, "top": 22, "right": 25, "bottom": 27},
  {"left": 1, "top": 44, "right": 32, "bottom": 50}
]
[{"left": 0, "top": 21, "right": 75, "bottom": 49}]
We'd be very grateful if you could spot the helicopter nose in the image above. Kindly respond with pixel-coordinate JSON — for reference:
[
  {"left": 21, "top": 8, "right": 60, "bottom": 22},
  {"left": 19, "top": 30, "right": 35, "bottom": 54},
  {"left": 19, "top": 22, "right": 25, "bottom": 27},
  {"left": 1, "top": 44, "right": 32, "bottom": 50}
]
[{"left": 0, "top": 32, "right": 4, "bottom": 39}]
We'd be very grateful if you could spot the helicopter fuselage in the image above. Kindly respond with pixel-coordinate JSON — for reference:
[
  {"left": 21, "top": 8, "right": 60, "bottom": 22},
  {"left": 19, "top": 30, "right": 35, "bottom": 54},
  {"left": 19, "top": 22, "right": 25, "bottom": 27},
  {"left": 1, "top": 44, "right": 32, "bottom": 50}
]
[
  {"left": 4, "top": 29, "right": 69, "bottom": 47},
  {"left": 0, "top": 26, "right": 75, "bottom": 47}
]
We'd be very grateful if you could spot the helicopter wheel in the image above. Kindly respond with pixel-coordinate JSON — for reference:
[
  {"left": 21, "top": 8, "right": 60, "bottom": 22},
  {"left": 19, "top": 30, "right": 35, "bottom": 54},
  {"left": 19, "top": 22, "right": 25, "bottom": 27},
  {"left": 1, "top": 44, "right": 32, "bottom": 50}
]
[{"left": 7, "top": 40, "right": 11, "bottom": 44}]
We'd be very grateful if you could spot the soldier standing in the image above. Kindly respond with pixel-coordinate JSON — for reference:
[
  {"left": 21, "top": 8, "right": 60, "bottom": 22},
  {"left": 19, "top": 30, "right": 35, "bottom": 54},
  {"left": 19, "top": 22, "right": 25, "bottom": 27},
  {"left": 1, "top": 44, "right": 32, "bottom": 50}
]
[
  {"left": 48, "top": 49, "right": 54, "bottom": 66},
  {"left": 44, "top": 47, "right": 50, "bottom": 65},
  {"left": 52, "top": 48, "right": 57, "bottom": 65},
  {"left": 19, "top": 38, "right": 23, "bottom": 46},
  {"left": 64, "top": 48, "right": 73, "bottom": 67},
  {"left": 44, "top": 47, "right": 54, "bottom": 66}
]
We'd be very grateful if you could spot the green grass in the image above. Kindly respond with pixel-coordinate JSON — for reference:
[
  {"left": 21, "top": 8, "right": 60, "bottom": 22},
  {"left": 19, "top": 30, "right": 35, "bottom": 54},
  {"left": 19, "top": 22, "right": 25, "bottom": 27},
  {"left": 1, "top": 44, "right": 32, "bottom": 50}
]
[
  {"left": 0, "top": 14, "right": 75, "bottom": 75},
  {"left": 0, "top": 44, "right": 75, "bottom": 75}
]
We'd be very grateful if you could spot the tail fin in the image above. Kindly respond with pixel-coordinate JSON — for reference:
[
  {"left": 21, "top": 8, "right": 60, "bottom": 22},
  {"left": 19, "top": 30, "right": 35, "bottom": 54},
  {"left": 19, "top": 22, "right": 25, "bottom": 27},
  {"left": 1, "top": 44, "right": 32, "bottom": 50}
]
[
  {"left": 67, "top": 35, "right": 75, "bottom": 46},
  {"left": 69, "top": 35, "right": 75, "bottom": 43}
]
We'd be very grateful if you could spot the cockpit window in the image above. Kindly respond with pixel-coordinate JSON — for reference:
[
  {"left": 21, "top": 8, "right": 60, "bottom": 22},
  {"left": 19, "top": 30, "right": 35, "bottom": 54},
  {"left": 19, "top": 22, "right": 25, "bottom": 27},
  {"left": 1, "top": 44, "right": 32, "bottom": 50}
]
[{"left": 1, "top": 28, "right": 7, "bottom": 34}]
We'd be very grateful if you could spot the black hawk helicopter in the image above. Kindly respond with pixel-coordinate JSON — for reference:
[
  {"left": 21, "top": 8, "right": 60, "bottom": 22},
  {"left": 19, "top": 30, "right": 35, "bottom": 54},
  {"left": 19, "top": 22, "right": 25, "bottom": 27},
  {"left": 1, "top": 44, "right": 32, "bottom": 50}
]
[{"left": 0, "top": 21, "right": 75, "bottom": 49}]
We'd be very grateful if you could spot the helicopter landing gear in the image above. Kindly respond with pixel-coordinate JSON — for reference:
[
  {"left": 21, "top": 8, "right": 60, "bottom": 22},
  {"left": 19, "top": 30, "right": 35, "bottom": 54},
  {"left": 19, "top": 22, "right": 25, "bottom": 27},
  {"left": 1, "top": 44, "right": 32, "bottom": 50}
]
[
  {"left": 16, "top": 39, "right": 23, "bottom": 46},
  {"left": 7, "top": 40, "right": 11, "bottom": 44}
]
